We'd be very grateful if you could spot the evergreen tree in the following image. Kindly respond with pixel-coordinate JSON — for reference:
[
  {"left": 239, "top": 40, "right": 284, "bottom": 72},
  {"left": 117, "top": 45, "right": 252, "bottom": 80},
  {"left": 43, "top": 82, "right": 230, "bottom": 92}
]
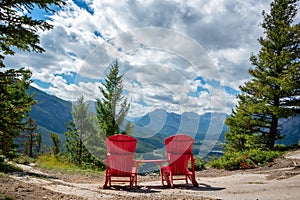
[
  {"left": 0, "top": 0, "right": 65, "bottom": 158},
  {"left": 36, "top": 132, "right": 42, "bottom": 155},
  {"left": 51, "top": 133, "right": 61, "bottom": 155},
  {"left": 65, "top": 96, "right": 105, "bottom": 168},
  {"left": 96, "top": 62, "right": 133, "bottom": 136},
  {"left": 224, "top": 101, "right": 263, "bottom": 152},
  {"left": 22, "top": 117, "right": 39, "bottom": 157},
  {"left": 0, "top": 69, "right": 35, "bottom": 158},
  {"left": 0, "top": 0, "right": 65, "bottom": 67},
  {"left": 225, "top": 0, "right": 300, "bottom": 150}
]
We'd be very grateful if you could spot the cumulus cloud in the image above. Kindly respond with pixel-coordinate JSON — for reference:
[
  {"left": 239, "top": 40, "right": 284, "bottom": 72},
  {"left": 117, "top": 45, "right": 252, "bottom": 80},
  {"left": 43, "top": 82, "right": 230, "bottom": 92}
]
[{"left": 4, "top": 0, "right": 275, "bottom": 117}]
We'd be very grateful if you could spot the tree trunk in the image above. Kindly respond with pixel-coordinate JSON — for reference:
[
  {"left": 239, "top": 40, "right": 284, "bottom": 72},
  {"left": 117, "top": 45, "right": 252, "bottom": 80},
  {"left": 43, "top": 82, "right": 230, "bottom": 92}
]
[
  {"left": 79, "top": 129, "right": 83, "bottom": 165},
  {"left": 267, "top": 115, "right": 278, "bottom": 149},
  {"left": 29, "top": 133, "right": 33, "bottom": 157},
  {"left": 267, "top": 94, "right": 280, "bottom": 149}
]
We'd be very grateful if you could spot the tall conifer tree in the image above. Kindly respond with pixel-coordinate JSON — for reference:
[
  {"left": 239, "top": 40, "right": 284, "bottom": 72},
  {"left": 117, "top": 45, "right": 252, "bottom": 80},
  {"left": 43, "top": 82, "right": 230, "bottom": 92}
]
[
  {"left": 0, "top": 69, "right": 35, "bottom": 158},
  {"left": 65, "top": 96, "right": 102, "bottom": 166},
  {"left": 0, "top": 0, "right": 65, "bottom": 158},
  {"left": 225, "top": 0, "right": 300, "bottom": 150},
  {"left": 96, "top": 62, "right": 132, "bottom": 136}
]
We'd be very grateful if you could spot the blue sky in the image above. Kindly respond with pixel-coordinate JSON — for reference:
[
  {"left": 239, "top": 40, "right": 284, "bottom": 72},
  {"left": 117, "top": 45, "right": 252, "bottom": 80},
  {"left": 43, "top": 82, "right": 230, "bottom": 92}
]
[{"left": 4, "top": 0, "right": 278, "bottom": 117}]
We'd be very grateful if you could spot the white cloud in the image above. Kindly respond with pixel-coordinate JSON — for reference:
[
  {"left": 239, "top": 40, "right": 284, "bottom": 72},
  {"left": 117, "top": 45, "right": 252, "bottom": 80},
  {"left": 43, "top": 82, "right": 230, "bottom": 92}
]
[{"left": 3, "top": 0, "right": 276, "bottom": 117}]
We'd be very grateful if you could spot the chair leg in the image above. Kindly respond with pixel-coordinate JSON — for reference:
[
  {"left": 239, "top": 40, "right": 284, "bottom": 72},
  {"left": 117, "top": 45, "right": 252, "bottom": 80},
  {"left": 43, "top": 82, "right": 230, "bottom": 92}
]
[
  {"left": 130, "top": 176, "right": 134, "bottom": 188},
  {"left": 169, "top": 173, "right": 174, "bottom": 188},
  {"left": 102, "top": 176, "right": 109, "bottom": 189},
  {"left": 135, "top": 173, "right": 138, "bottom": 186},
  {"left": 162, "top": 170, "right": 172, "bottom": 187},
  {"left": 190, "top": 175, "right": 199, "bottom": 187}
]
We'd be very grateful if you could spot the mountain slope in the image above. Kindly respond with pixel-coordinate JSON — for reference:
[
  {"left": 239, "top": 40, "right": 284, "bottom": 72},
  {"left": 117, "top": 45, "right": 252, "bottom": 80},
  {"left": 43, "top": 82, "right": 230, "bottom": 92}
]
[
  {"left": 28, "top": 87, "right": 300, "bottom": 149},
  {"left": 27, "top": 87, "right": 72, "bottom": 146},
  {"left": 28, "top": 87, "right": 72, "bottom": 134}
]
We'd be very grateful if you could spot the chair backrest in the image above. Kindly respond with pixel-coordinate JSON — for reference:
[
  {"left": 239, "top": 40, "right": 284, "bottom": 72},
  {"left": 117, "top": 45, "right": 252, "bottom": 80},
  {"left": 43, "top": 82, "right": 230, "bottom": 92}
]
[
  {"left": 106, "top": 134, "right": 137, "bottom": 175},
  {"left": 165, "top": 134, "right": 194, "bottom": 175}
]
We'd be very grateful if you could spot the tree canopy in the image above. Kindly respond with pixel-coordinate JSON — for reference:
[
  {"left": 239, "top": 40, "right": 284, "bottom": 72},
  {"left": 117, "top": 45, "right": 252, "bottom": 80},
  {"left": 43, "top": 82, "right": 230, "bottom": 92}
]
[
  {"left": 225, "top": 0, "right": 300, "bottom": 151},
  {"left": 96, "top": 62, "right": 133, "bottom": 136},
  {"left": 0, "top": 0, "right": 65, "bottom": 158},
  {"left": 65, "top": 96, "right": 104, "bottom": 167},
  {"left": 0, "top": 0, "right": 65, "bottom": 68},
  {"left": 0, "top": 68, "right": 35, "bottom": 158}
]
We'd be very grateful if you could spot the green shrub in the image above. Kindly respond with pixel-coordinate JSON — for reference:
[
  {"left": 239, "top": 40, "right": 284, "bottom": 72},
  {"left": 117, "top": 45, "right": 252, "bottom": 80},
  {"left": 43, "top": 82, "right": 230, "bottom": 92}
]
[
  {"left": 0, "top": 156, "right": 22, "bottom": 173},
  {"left": 209, "top": 151, "right": 245, "bottom": 170},
  {"left": 273, "top": 144, "right": 286, "bottom": 151},
  {"left": 13, "top": 154, "right": 35, "bottom": 165},
  {"left": 208, "top": 149, "right": 280, "bottom": 170},
  {"left": 247, "top": 149, "right": 280, "bottom": 165},
  {"left": 193, "top": 157, "right": 206, "bottom": 171}
]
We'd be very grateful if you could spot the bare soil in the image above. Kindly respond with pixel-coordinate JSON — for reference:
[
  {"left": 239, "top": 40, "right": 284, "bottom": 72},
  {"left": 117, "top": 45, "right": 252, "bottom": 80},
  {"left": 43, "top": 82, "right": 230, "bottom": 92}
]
[{"left": 1, "top": 150, "right": 300, "bottom": 200}]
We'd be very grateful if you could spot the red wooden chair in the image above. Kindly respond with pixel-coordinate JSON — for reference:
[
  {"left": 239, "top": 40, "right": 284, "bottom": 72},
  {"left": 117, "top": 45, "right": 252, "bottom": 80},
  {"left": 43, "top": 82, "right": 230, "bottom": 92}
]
[
  {"left": 161, "top": 134, "right": 199, "bottom": 188},
  {"left": 102, "top": 134, "right": 137, "bottom": 189}
]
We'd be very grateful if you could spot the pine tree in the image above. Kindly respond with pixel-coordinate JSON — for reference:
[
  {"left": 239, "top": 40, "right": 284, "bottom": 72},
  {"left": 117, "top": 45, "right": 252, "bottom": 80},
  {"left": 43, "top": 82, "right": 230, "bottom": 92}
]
[
  {"left": 0, "top": 69, "right": 35, "bottom": 158},
  {"left": 51, "top": 133, "right": 61, "bottom": 156},
  {"left": 36, "top": 132, "right": 42, "bottom": 155},
  {"left": 65, "top": 96, "right": 105, "bottom": 168},
  {"left": 22, "top": 117, "right": 39, "bottom": 157},
  {"left": 96, "top": 62, "right": 133, "bottom": 136},
  {"left": 0, "top": 0, "right": 65, "bottom": 67},
  {"left": 0, "top": 0, "right": 65, "bottom": 158},
  {"left": 225, "top": 0, "right": 300, "bottom": 150},
  {"left": 65, "top": 96, "right": 97, "bottom": 165}
]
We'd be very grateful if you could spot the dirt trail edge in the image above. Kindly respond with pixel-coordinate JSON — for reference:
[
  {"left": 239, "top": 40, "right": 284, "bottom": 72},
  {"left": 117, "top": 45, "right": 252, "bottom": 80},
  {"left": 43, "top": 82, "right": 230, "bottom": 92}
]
[{"left": 1, "top": 150, "right": 300, "bottom": 200}]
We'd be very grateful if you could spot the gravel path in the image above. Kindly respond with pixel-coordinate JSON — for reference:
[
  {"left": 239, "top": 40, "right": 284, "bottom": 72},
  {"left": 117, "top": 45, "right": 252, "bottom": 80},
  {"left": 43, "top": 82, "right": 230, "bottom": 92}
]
[{"left": 1, "top": 150, "right": 300, "bottom": 200}]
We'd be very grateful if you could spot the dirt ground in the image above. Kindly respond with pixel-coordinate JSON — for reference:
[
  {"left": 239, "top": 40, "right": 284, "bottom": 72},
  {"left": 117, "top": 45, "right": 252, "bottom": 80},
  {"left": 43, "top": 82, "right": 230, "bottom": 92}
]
[{"left": 1, "top": 150, "right": 300, "bottom": 200}]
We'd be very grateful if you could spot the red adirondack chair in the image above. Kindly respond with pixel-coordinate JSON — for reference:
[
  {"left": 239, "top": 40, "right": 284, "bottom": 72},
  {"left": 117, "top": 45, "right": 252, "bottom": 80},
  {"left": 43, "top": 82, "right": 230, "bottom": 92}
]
[
  {"left": 161, "top": 134, "right": 199, "bottom": 188},
  {"left": 102, "top": 134, "right": 137, "bottom": 189}
]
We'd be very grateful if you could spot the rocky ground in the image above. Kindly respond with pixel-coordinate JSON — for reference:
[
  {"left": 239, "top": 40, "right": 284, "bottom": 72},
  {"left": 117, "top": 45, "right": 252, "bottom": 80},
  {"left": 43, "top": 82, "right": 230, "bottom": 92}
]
[{"left": 1, "top": 150, "right": 300, "bottom": 200}]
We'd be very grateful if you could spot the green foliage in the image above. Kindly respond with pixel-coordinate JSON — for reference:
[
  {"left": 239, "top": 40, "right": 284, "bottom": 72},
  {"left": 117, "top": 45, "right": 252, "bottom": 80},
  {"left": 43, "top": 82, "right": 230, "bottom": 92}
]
[
  {"left": 96, "top": 61, "right": 133, "bottom": 136},
  {"left": 35, "top": 155, "right": 104, "bottom": 173},
  {"left": 0, "top": 0, "right": 65, "bottom": 68},
  {"left": 65, "top": 96, "right": 105, "bottom": 169},
  {"left": 0, "top": 156, "right": 22, "bottom": 173},
  {"left": 17, "top": 117, "right": 40, "bottom": 158},
  {"left": 35, "top": 155, "right": 82, "bottom": 171},
  {"left": 209, "top": 152, "right": 245, "bottom": 170},
  {"left": 224, "top": 105, "right": 263, "bottom": 152},
  {"left": 0, "top": 0, "right": 65, "bottom": 159},
  {"left": 36, "top": 132, "right": 42, "bottom": 155},
  {"left": 193, "top": 157, "right": 206, "bottom": 171},
  {"left": 0, "top": 68, "right": 35, "bottom": 158},
  {"left": 0, "top": 193, "right": 14, "bottom": 200},
  {"left": 224, "top": 0, "right": 300, "bottom": 151},
  {"left": 209, "top": 149, "right": 280, "bottom": 170},
  {"left": 12, "top": 154, "right": 35, "bottom": 165},
  {"left": 273, "top": 144, "right": 286, "bottom": 151},
  {"left": 50, "top": 133, "right": 61, "bottom": 155}
]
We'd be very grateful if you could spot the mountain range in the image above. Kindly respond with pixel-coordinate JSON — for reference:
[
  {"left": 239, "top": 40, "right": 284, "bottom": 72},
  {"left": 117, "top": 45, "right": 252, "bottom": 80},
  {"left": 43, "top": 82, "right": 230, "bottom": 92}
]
[
  {"left": 27, "top": 87, "right": 72, "bottom": 146},
  {"left": 28, "top": 86, "right": 300, "bottom": 151}
]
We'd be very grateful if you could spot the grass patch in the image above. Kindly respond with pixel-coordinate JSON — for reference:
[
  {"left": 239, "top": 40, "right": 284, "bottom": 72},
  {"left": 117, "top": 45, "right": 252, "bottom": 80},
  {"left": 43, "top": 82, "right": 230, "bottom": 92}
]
[
  {"left": 245, "top": 181, "right": 265, "bottom": 184},
  {"left": 35, "top": 155, "right": 104, "bottom": 175},
  {"left": 0, "top": 193, "right": 14, "bottom": 200}
]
